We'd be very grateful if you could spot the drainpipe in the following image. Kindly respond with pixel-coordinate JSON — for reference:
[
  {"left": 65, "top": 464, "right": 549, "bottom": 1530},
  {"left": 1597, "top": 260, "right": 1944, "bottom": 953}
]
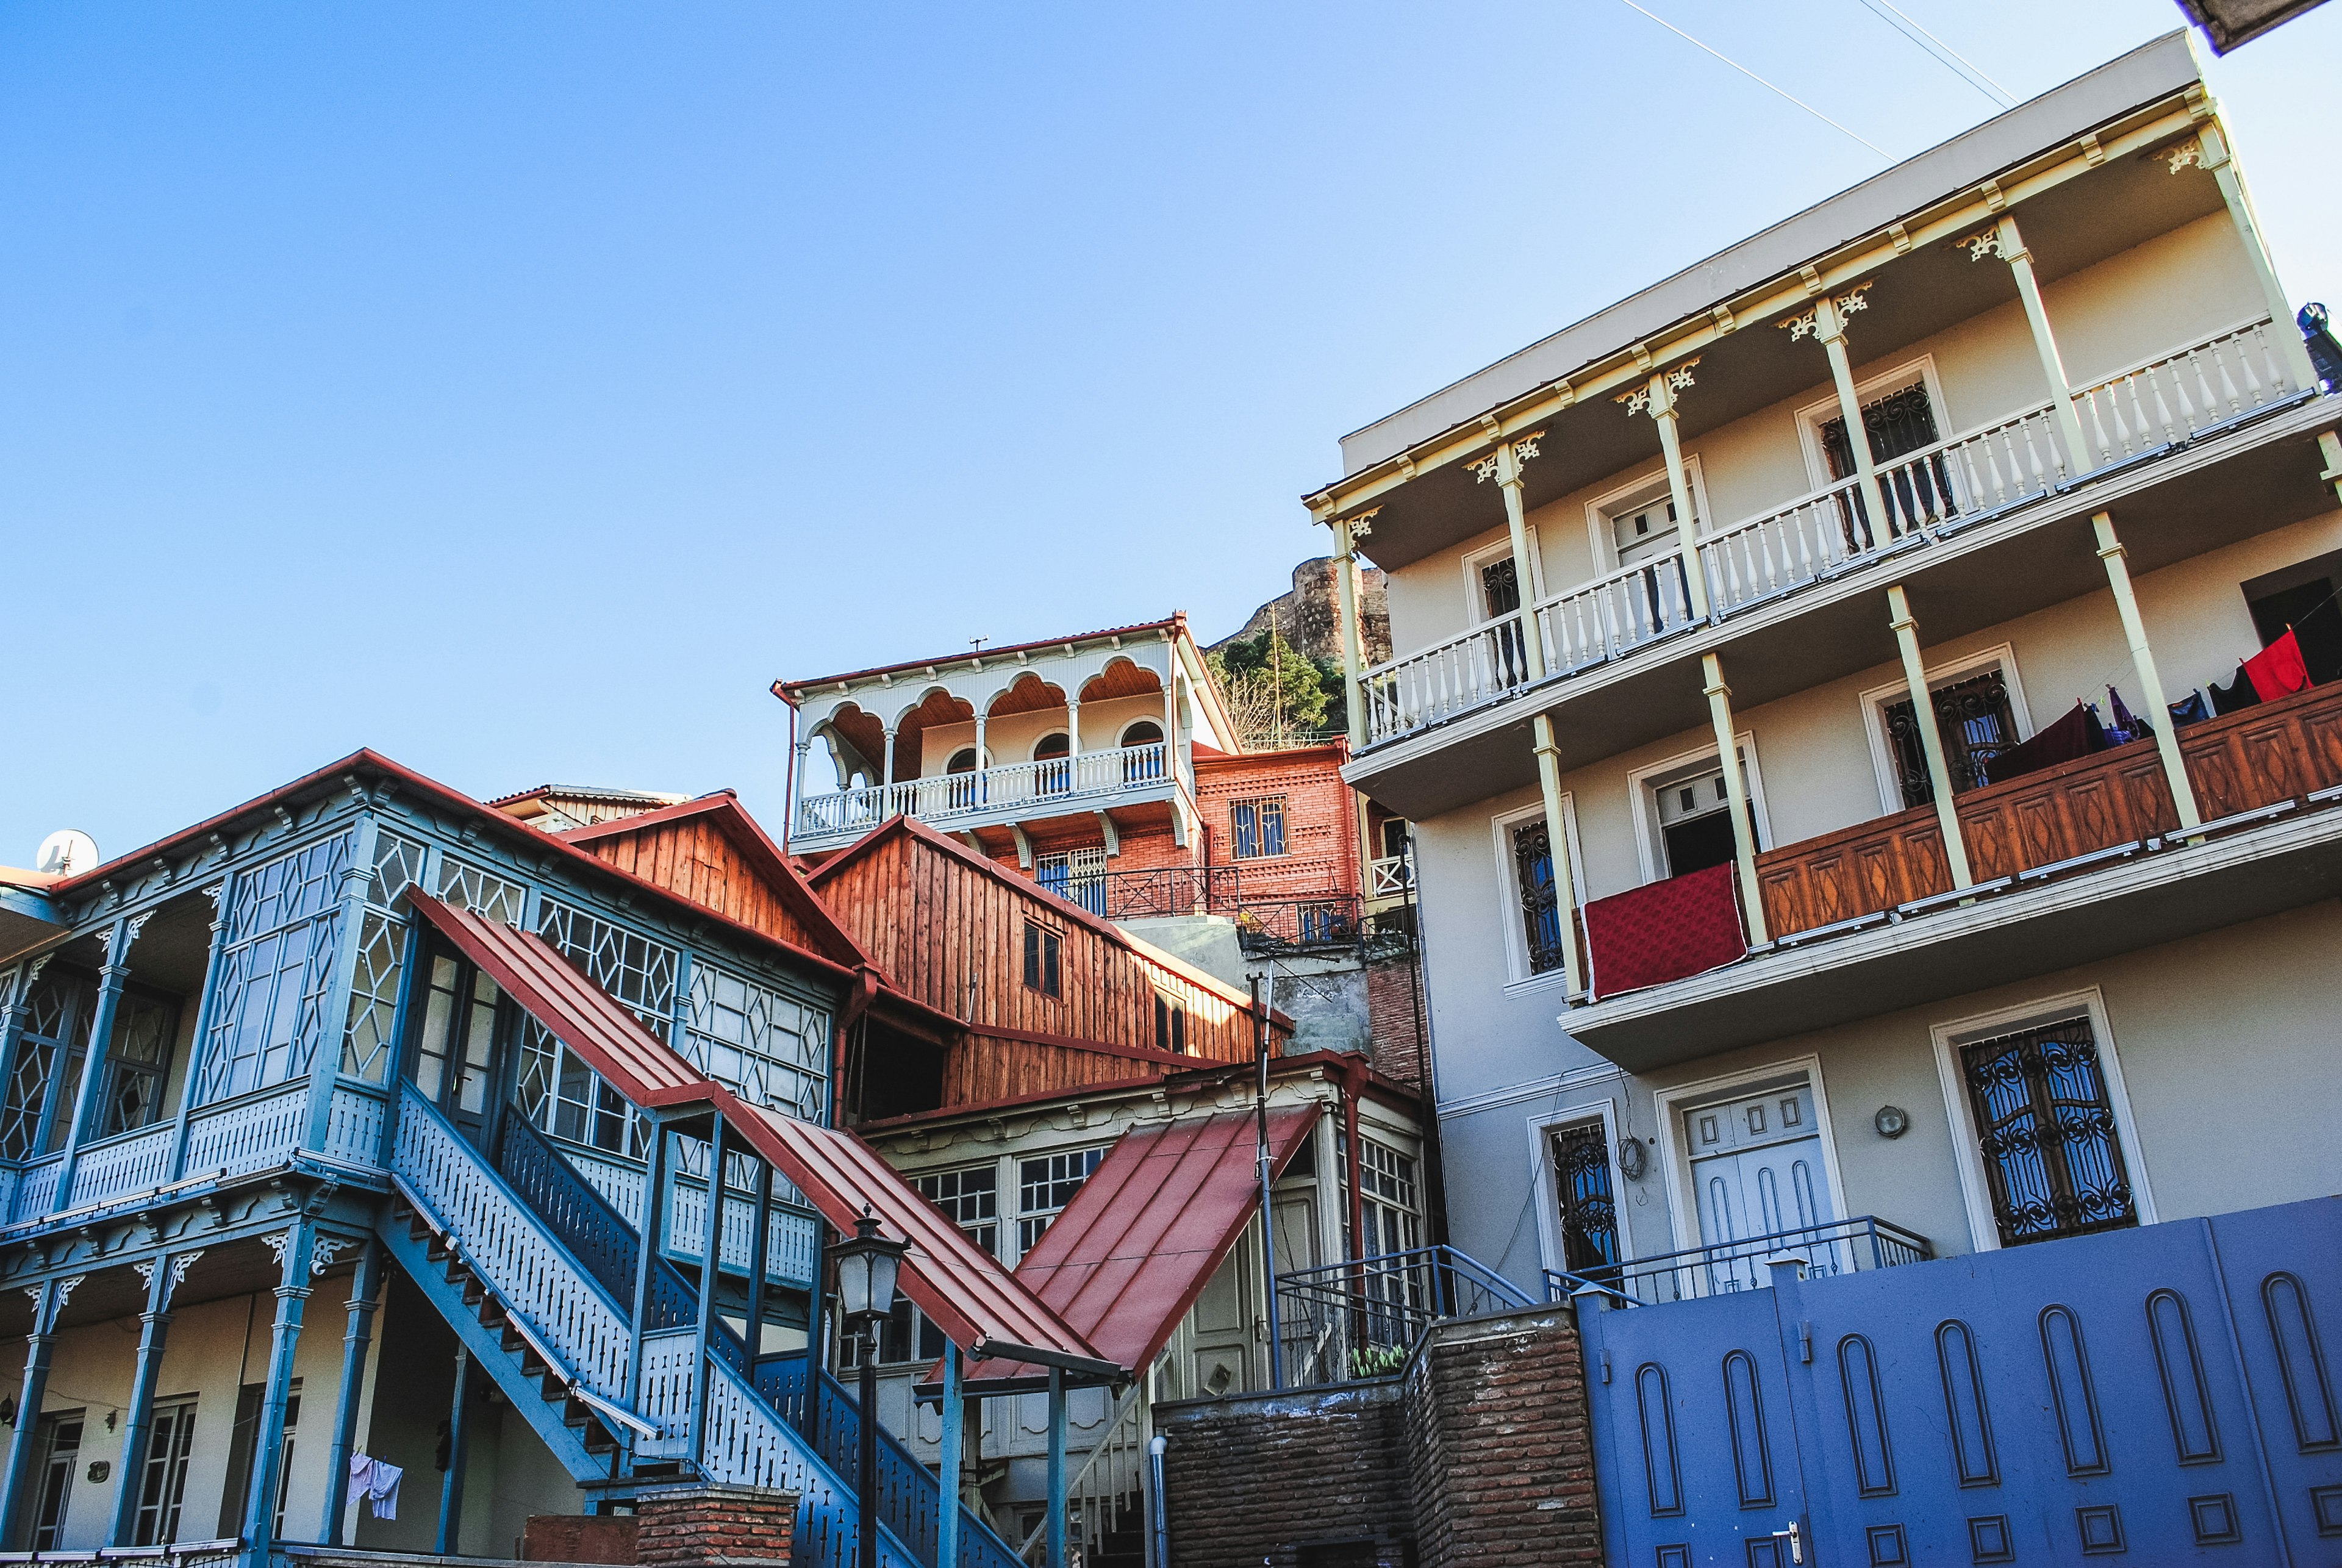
[{"left": 1147, "top": 1434, "right": 1170, "bottom": 1568}]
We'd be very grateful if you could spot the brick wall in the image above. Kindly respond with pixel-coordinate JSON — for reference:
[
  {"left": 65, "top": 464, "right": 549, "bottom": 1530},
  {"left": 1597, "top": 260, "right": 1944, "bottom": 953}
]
[
  {"left": 632, "top": 1484, "right": 797, "bottom": 1568},
  {"left": 1194, "top": 749, "right": 1359, "bottom": 901},
  {"left": 1405, "top": 1310, "right": 1602, "bottom": 1567},
  {"left": 522, "top": 1514, "right": 639, "bottom": 1564},
  {"left": 1159, "top": 1309, "right": 1602, "bottom": 1568},
  {"left": 1159, "top": 1381, "right": 1414, "bottom": 1568},
  {"left": 1365, "top": 950, "right": 1426, "bottom": 1090}
]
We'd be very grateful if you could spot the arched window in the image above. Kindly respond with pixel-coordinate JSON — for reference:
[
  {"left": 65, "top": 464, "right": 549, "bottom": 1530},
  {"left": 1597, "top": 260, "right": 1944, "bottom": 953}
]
[
  {"left": 1033, "top": 732, "right": 1071, "bottom": 761},
  {"left": 1119, "top": 721, "right": 1166, "bottom": 783},
  {"left": 947, "top": 748, "right": 979, "bottom": 774},
  {"left": 1120, "top": 721, "right": 1163, "bottom": 748}
]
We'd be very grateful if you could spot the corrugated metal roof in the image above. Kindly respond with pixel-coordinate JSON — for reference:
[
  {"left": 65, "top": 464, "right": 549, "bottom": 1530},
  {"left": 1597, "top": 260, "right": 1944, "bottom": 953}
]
[
  {"left": 721, "top": 1097, "right": 1110, "bottom": 1373},
  {"left": 969, "top": 1105, "right": 1320, "bottom": 1381},
  {"left": 407, "top": 893, "right": 708, "bottom": 1106}
]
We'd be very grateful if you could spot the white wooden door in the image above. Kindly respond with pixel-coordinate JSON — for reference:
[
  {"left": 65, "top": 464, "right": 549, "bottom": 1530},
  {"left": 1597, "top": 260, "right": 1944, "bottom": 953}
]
[{"left": 1686, "top": 1084, "right": 1833, "bottom": 1291}]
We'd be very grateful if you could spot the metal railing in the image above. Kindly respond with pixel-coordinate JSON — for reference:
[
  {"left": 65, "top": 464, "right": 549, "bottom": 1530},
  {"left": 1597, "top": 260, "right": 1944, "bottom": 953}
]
[
  {"left": 1358, "top": 317, "right": 2310, "bottom": 749},
  {"left": 1544, "top": 1215, "right": 1932, "bottom": 1309},
  {"left": 1275, "top": 1245, "right": 1534, "bottom": 1389},
  {"left": 1044, "top": 864, "right": 1240, "bottom": 921},
  {"left": 795, "top": 742, "right": 1171, "bottom": 840},
  {"left": 1234, "top": 895, "right": 1366, "bottom": 955}
]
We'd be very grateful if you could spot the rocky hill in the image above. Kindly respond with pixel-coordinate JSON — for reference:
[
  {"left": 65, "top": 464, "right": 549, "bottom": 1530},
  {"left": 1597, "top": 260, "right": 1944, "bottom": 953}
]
[{"left": 1209, "top": 556, "right": 1391, "bottom": 667}]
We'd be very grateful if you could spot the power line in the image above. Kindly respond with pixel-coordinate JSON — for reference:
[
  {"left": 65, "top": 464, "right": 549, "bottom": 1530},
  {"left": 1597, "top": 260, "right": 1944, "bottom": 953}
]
[
  {"left": 1853, "top": 0, "right": 2016, "bottom": 109},
  {"left": 1615, "top": 0, "right": 1888, "bottom": 159}
]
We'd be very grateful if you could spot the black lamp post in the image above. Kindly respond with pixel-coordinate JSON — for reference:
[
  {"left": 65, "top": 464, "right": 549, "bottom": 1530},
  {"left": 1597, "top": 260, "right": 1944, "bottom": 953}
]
[{"left": 833, "top": 1207, "right": 907, "bottom": 1568}]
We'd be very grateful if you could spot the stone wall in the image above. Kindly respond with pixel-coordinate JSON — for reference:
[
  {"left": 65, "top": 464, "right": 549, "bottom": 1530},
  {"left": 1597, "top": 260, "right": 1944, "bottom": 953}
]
[{"left": 1158, "top": 1308, "right": 1601, "bottom": 1568}]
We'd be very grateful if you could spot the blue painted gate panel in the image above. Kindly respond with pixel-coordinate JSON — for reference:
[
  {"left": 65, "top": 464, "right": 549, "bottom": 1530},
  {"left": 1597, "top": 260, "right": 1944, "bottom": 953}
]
[{"left": 1578, "top": 1197, "right": 2342, "bottom": 1566}]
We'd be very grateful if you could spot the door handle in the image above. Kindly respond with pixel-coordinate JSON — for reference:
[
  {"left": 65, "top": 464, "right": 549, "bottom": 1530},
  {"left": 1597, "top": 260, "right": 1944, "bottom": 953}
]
[{"left": 1771, "top": 1520, "right": 1803, "bottom": 1564}]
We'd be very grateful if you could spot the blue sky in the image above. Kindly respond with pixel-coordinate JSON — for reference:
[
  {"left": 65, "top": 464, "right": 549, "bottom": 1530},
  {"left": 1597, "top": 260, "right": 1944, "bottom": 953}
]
[{"left": 4, "top": 1, "right": 2335, "bottom": 862}]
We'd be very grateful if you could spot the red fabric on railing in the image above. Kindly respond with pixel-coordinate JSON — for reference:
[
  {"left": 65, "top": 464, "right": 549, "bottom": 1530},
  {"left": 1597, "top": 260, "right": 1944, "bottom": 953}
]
[{"left": 1585, "top": 862, "right": 1747, "bottom": 1000}]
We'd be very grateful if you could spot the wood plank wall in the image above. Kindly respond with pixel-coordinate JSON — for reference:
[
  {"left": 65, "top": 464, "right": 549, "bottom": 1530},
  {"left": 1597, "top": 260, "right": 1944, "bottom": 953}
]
[
  {"left": 817, "top": 828, "right": 1269, "bottom": 1068},
  {"left": 577, "top": 817, "right": 829, "bottom": 952}
]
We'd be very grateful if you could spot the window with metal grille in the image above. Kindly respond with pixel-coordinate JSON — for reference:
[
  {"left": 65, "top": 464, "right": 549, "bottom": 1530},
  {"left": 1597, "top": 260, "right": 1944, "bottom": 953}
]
[
  {"left": 1509, "top": 821, "right": 1566, "bottom": 976},
  {"left": 1822, "top": 381, "right": 1958, "bottom": 538},
  {"left": 1154, "top": 992, "right": 1187, "bottom": 1054},
  {"left": 1549, "top": 1122, "right": 1620, "bottom": 1277},
  {"left": 1036, "top": 847, "right": 1107, "bottom": 917},
  {"left": 1230, "top": 797, "right": 1287, "bottom": 859},
  {"left": 132, "top": 1397, "right": 198, "bottom": 1545},
  {"left": 1959, "top": 1015, "right": 2138, "bottom": 1247},
  {"left": 1883, "top": 669, "right": 2019, "bottom": 806},
  {"left": 1022, "top": 920, "right": 1061, "bottom": 998},
  {"left": 915, "top": 1163, "right": 999, "bottom": 1257},
  {"left": 1017, "top": 1146, "right": 1108, "bottom": 1254}
]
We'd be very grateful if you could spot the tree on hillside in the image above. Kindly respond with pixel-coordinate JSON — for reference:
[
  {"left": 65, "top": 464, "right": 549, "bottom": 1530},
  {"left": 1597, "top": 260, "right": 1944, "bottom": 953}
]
[{"left": 1206, "top": 621, "right": 1342, "bottom": 749}]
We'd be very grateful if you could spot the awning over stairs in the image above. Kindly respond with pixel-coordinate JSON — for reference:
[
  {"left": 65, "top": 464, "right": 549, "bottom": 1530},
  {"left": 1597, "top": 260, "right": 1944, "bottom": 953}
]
[
  {"left": 964, "top": 1104, "right": 1320, "bottom": 1384},
  {"left": 407, "top": 892, "right": 709, "bottom": 1106},
  {"left": 409, "top": 890, "right": 1113, "bottom": 1380},
  {"left": 720, "top": 1095, "right": 1114, "bottom": 1380}
]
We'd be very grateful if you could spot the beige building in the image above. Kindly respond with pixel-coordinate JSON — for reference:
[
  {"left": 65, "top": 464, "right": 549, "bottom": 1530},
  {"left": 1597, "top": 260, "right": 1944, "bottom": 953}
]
[{"left": 1310, "top": 33, "right": 2342, "bottom": 1297}]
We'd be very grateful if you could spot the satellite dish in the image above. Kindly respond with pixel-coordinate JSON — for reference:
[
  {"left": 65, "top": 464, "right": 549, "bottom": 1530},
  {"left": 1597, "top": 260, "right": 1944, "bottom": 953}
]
[{"left": 35, "top": 830, "right": 99, "bottom": 878}]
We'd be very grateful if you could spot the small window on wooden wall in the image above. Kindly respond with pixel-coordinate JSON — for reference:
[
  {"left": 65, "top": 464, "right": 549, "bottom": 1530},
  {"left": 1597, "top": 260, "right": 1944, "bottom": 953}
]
[
  {"left": 1155, "top": 992, "right": 1187, "bottom": 1054},
  {"left": 1022, "top": 920, "right": 1062, "bottom": 998}
]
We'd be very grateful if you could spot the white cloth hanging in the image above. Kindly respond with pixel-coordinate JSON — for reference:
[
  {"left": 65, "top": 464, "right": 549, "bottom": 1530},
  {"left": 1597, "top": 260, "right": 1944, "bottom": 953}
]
[{"left": 348, "top": 1453, "right": 402, "bottom": 1520}]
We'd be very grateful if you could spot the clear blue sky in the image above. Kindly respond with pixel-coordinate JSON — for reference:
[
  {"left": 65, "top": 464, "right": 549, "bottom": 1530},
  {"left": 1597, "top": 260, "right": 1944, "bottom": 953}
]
[{"left": 4, "top": 1, "right": 2334, "bottom": 862}]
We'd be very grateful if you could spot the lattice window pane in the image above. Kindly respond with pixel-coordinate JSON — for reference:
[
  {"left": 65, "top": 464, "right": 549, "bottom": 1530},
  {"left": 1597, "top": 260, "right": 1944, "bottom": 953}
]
[
  {"left": 338, "top": 911, "right": 403, "bottom": 1084},
  {"left": 368, "top": 830, "right": 428, "bottom": 910},
  {"left": 1016, "top": 1146, "right": 1108, "bottom": 1253},
  {"left": 2, "top": 968, "right": 93, "bottom": 1158},
  {"left": 438, "top": 857, "right": 528, "bottom": 927},
  {"left": 539, "top": 903, "right": 676, "bottom": 1028},
  {"left": 98, "top": 992, "right": 178, "bottom": 1138},
  {"left": 682, "top": 964, "right": 829, "bottom": 1125}
]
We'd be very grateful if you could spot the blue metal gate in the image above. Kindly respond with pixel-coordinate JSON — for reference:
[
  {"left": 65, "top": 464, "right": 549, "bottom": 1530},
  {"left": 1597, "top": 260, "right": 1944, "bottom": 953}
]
[{"left": 1575, "top": 1197, "right": 2342, "bottom": 1564}]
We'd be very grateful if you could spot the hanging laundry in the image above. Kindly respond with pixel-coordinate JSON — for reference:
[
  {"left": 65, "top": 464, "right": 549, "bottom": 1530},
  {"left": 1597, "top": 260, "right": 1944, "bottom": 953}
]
[
  {"left": 2244, "top": 628, "right": 2310, "bottom": 702},
  {"left": 2167, "top": 690, "right": 2210, "bottom": 728},
  {"left": 2208, "top": 663, "right": 2262, "bottom": 715},
  {"left": 1981, "top": 701, "right": 2106, "bottom": 786},
  {"left": 2106, "top": 687, "right": 2152, "bottom": 744},
  {"left": 349, "top": 1453, "right": 401, "bottom": 1520}
]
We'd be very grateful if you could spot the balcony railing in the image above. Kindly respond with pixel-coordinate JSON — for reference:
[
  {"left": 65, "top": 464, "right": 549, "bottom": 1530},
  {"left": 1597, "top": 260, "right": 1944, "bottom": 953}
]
[
  {"left": 1544, "top": 1214, "right": 1932, "bottom": 1308},
  {"left": 1358, "top": 317, "right": 2309, "bottom": 749},
  {"left": 794, "top": 740, "right": 1171, "bottom": 840},
  {"left": 1368, "top": 852, "right": 1413, "bottom": 899},
  {"left": 1275, "top": 1245, "right": 1534, "bottom": 1388},
  {"left": 1756, "top": 678, "right": 2342, "bottom": 943}
]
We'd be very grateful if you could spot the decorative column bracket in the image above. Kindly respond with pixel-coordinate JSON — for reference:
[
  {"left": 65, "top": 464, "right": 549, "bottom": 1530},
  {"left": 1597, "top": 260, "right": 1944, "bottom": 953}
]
[{"left": 1470, "top": 435, "right": 1550, "bottom": 682}]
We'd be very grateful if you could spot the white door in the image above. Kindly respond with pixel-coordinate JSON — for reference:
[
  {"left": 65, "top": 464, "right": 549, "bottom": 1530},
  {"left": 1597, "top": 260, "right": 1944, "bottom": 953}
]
[{"left": 1686, "top": 1084, "right": 1834, "bottom": 1291}]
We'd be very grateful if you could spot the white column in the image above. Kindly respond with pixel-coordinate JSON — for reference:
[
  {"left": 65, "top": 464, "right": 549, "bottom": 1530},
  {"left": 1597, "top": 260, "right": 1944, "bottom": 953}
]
[
  {"left": 881, "top": 727, "right": 897, "bottom": 788},
  {"left": 2093, "top": 510, "right": 2202, "bottom": 833},
  {"left": 2194, "top": 123, "right": 2318, "bottom": 390},
  {"left": 1886, "top": 585, "right": 1975, "bottom": 889},
  {"left": 1620, "top": 367, "right": 1711, "bottom": 619},
  {"left": 790, "top": 737, "right": 811, "bottom": 829},
  {"left": 1331, "top": 512, "right": 1373, "bottom": 748},
  {"left": 1065, "top": 696, "right": 1081, "bottom": 759},
  {"left": 1700, "top": 653, "right": 1768, "bottom": 943},
  {"left": 1978, "top": 215, "right": 2093, "bottom": 473},
  {"left": 1479, "top": 437, "right": 1547, "bottom": 681},
  {"left": 1531, "top": 712, "right": 1585, "bottom": 997},
  {"left": 1794, "top": 287, "right": 1884, "bottom": 531}
]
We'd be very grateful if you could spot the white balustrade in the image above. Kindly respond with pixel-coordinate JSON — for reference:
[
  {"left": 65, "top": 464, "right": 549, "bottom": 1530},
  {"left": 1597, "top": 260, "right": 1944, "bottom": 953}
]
[
  {"left": 797, "top": 742, "right": 1171, "bottom": 840},
  {"left": 2071, "top": 316, "right": 2294, "bottom": 471},
  {"left": 634, "top": 1328, "right": 700, "bottom": 1455},
  {"left": 1368, "top": 854, "right": 1413, "bottom": 899},
  {"left": 392, "top": 1087, "right": 634, "bottom": 1404},
  {"left": 1532, "top": 551, "right": 1699, "bottom": 676},
  {"left": 1359, "top": 612, "right": 1537, "bottom": 746},
  {"left": 64, "top": 1124, "right": 174, "bottom": 1210},
  {"left": 182, "top": 1081, "right": 310, "bottom": 1179}
]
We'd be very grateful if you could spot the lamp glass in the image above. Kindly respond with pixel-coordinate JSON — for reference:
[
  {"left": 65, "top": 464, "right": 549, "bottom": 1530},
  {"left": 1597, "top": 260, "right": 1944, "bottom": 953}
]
[{"left": 837, "top": 1242, "right": 875, "bottom": 1322}]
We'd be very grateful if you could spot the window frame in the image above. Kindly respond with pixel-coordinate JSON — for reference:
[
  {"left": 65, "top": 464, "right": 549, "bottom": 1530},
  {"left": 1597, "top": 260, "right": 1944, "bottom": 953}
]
[
  {"left": 1015, "top": 1144, "right": 1109, "bottom": 1258},
  {"left": 1929, "top": 987, "right": 2157, "bottom": 1254},
  {"left": 1021, "top": 919, "right": 1062, "bottom": 999},
  {"left": 1491, "top": 798, "right": 1586, "bottom": 989},
  {"left": 1651, "top": 1054, "right": 1852, "bottom": 1256},
  {"left": 1625, "top": 732, "right": 1771, "bottom": 886},
  {"left": 1583, "top": 456, "right": 1714, "bottom": 575},
  {"left": 1229, "top": 796, "right": 1289, "bottom": 861},
  {"left": 1857, "top": 644, "right": 2034, "bottom": 816},
  {"left": 1792, "top": 355, "right": 1952, "bottom": 490},
  {"left": 1461, "top": 529, "right": 1545, "bottom": 624},
  {"left": 1529, "top": 1100, "right": 1632, "bottom": 1281},
  {"left": 1153, "top": 991, "right": 1187, "bottom": 1054}
]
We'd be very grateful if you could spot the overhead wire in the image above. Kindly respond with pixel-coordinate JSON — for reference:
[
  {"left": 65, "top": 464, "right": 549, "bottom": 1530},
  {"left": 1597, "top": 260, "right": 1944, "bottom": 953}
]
[
  {"left": 1851, "top": 0, "right": 2016, "bottom": 109},
  {"left": 1614, "top": 0, "right": 1888, "bottom": 158}
]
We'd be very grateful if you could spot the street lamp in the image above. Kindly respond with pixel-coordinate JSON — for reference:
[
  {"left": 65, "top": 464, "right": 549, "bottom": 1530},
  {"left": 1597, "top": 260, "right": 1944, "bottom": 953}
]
[{"left": 834, "top": 1207, "right": 908, "bottom": 1568}]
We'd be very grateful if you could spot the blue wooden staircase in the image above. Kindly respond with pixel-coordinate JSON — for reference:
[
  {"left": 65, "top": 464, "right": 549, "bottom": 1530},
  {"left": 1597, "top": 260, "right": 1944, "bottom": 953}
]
[{"left": 374, "top": 1086, "right": 1024, "bottom": 1568}]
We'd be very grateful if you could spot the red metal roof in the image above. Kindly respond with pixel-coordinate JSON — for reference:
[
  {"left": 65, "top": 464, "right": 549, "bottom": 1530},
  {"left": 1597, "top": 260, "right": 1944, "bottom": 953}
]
[
  {"left": 718, "top": 1095, "right": 1109, "bottom": 1373},
  {"left": 969, "top": 1104, "right": 1320, "bottom": 1381},
  {"left": 773, "top": 615, "right": 1188, "bottom": 698},
  {"left": 407, "top": 893, "right": 709, "bottom": 1107}
]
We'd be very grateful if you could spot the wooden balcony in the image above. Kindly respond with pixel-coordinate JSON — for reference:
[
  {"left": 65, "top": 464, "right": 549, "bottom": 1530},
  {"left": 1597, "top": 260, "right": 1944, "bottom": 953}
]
[{"left": 1758, "top": 680, "right": 2342, "bottom": 942}]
